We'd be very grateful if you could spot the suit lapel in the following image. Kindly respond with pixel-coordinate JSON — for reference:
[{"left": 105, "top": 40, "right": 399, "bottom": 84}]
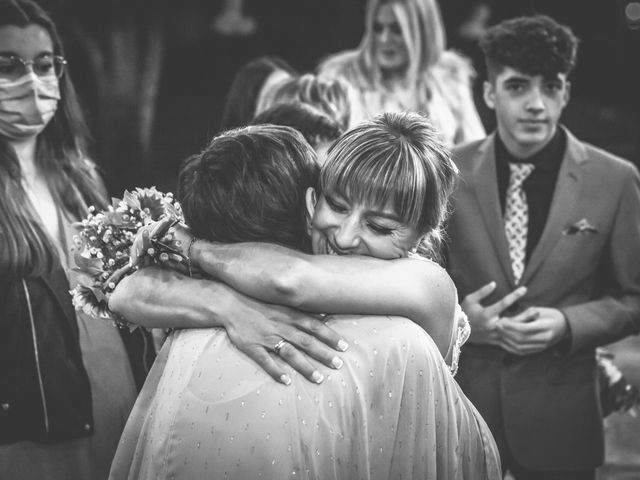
[
  {"left": 471, "top": 135, "right": 515, "bottom": 285},
  {"left": 521, "top": 129, "right": 588, "bottom": 284}
]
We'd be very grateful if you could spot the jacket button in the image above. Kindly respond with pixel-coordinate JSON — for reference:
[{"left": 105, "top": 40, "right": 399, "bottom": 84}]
[
  {"left": 84, "top": 423, "right": 92, "bottom": 431},
  {"left": 1, "top": 403, "right": 9, "bottom": 411}
]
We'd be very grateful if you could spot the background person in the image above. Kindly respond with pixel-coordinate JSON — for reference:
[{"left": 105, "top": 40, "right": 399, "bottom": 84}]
[
  {"left": 0, "top": 1, "right": 152, "bottom": 479},
  {"left": 254, "top": 73, "right": 359, "bottom": 132},
  {"left": 318, "top": 0, "right": 485, "bottom": 146},
  {"left": 251, "top": 102, "right": 343, "bottom": 164},
  {"left": 447, "top": 15, "right": 640, "bottom": 479}
]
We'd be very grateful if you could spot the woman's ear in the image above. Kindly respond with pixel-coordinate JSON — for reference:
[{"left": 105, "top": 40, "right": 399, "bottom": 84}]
[{"left": 305, "top": 187, "right": 317, "bottom": 234}]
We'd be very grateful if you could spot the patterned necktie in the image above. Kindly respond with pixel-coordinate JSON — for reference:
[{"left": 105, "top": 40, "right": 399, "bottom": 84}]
[{"left": 504, "top": 163, "right": 535, "bottom": 284}]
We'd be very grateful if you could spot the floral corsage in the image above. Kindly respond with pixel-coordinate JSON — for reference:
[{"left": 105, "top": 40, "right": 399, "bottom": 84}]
[{"left": 70, "top": 187, "right": 185, "bottom": 326}]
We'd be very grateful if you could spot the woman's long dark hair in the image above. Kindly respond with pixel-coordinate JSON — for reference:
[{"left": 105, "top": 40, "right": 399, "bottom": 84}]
[{"left": 0, "top": 0, "right": 107, "bottom": 277}]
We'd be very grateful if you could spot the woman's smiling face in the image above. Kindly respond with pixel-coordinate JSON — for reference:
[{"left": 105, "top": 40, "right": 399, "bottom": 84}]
[{"left": 306, "top": 189, "right": 422, "bottom": 259}]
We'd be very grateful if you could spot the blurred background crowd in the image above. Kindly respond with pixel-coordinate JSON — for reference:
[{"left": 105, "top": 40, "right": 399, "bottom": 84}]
[
  {"left": 36, "top": 0, "right": 640, "bottom": 195},
  {"left": 2, "top": 1, "right": 639, "bottom": 478}
]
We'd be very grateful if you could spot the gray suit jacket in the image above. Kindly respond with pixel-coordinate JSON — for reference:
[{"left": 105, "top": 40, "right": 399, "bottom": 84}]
[{"left": 448, "top": 127, "right": 640, "bottom": 470}]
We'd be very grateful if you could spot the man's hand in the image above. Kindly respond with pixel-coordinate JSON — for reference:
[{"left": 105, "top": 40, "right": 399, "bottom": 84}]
[
  {"left": 461, "top": 282, "right": 531, "bottom": 345},
  {"left": 498, "top": 307, "right": 568, "bottom": 355},
  {"left": 222, "top": 292, "right": 349, "bottom": 386}
]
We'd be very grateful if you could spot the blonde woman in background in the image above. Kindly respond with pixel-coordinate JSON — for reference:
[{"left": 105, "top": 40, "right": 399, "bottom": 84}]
[{"left": 318, "top": 0, "right": 485, "bottom": 146}]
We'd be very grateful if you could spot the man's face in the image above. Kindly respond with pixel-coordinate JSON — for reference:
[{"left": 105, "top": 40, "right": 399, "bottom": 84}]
[{"left": 483, "top": 67, "right": 570, "bottom": 159}]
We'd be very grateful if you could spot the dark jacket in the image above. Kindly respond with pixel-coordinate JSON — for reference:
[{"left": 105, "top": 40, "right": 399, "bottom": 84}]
[
  {"left": 0, "top": 260, "right": 155, "bottom": 444},
  {"left": 449, "top": 129, "right": 640, "bottom": 470}
]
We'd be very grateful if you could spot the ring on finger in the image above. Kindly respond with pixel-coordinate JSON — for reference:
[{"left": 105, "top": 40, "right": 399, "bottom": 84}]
[{"left": 273, "top": 339, "right": 287, "bottom": 355}]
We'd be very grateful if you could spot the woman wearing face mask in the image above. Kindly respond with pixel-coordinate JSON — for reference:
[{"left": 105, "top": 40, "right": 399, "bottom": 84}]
[
  {"left": 0, "top": 1, "right": 152, "bottom": 479},
  {"left": 318, "top": 0, "right": 485, "bottom": 147}
]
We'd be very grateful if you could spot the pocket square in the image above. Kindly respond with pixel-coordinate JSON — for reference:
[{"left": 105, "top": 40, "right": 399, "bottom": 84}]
[{"left": 563, "top": 218, "right": 598, "bottom": 235}]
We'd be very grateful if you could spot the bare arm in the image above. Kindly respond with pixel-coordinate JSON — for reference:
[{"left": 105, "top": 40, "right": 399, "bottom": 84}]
[
  {"left": 189, "top": 240, "right": 457, "bottom": 358},
  {"left": 109, "top": 267, "right": 348, "bottom": 384}
]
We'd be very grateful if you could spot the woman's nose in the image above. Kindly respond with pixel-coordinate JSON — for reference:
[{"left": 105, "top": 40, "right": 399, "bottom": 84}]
[
  {"left": 378, "top": 27, "right": 391, "bottom": 43},
  {"left": 334, "top": 215, "right": 361, "bottom": 251}
]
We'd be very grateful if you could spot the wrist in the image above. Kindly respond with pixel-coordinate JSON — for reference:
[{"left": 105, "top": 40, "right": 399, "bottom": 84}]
[
  {"left": 554, "top": 311, "right": 572, "bottom": 355},
  {"left": 186, "top": 236, "right": 200, "bottom": 276}
]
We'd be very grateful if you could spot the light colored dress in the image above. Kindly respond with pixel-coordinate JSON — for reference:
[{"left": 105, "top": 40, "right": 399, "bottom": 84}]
[
  {"left": 0, "top": 197, "right": 138, "bottom": 480},
  {"left": 110, "top": 315, "right": 500, "bottom": 479}
]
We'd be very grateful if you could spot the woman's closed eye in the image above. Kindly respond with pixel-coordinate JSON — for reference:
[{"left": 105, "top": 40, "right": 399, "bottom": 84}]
[
  {"left": 367, "top": 221, "right": 394, "bottom": 236},
  {"left": 325, "top": 196, "right": 349, "bottom": 214}
]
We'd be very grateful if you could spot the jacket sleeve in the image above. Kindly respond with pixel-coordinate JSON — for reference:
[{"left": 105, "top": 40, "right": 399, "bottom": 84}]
[{"left": 563, "top": 164, "right": 640, "bottom": 353}]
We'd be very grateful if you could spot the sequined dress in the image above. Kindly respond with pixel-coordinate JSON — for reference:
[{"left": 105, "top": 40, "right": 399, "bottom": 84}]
[{"left": 110, "top": 313, "right": 499, "bottom": 479}]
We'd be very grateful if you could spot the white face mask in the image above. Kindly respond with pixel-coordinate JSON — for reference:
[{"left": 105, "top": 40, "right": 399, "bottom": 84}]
[{"left": 0, "top": 72, "right": 60, "bottom": 140}]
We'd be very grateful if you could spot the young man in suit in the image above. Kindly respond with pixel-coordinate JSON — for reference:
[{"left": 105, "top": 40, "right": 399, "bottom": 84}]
[{"left": 447, "top": 14, "right": 640, "bottom": 479}]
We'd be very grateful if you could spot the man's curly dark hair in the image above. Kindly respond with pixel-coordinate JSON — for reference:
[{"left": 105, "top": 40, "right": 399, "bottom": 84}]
[{"left": 480, "top": 15, "right": 579, "bottom": 81}]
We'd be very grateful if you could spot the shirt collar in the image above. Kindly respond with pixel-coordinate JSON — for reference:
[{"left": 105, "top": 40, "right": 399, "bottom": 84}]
[{"left": 496, "top": 128, "right": 566, "bottom": 173}]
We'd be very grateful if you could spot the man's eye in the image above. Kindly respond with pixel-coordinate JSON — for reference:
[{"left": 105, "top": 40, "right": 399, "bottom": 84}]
[
  {"left": 506, "top": 84, "right": 524, "bottom": 92},
  {"left": 544, "top": 83, "right": 562, "bottom": 93}
]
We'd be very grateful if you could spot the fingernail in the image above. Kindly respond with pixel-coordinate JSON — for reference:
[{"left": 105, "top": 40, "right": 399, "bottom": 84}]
[
  {"left": 311, "top": 371, "right": 324, "bottom": 384},
  {"left": 280, "top": 374, "right": 292, "bottom": 386},
  {"left": 337, "top": 340, "right": 349, "bottom": 352},
  {"left": 331, "top": 356, "right": 344, "bottom": 369}
]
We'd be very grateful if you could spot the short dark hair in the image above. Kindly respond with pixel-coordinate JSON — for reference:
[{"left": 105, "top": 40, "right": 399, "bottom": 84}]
[
  {"left": 480, "top": 15, "right": 579, "bottom": 81},
  {"left": 251, "top": 103, "right": 343, "bottom": 149},
  {"left": 178, "top": 125, "right": 319, "bottom": 251}
]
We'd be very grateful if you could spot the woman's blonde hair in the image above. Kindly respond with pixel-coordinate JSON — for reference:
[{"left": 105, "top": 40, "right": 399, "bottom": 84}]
[
  {"left": 320, "top": 111, "right": 457, "bottom": 256},
  {"left": 259, "top": 74, "right": 355, "bottom": 131},
  {"left": 360, "top": 0, "right": 445, "bottom": 84}
]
